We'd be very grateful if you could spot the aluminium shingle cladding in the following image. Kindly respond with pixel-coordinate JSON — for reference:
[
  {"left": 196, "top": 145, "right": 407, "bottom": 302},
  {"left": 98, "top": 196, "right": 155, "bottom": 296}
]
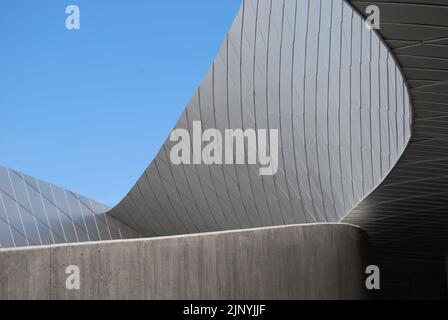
[
  {"left": 108, "top": 0, "right": 412, "bottom": 237},
  {"left": 0, "top": 166, "right": 139, "bottom": 249},
  {"left": 345, "top": 0, "right": 448, "bottom": 251}
]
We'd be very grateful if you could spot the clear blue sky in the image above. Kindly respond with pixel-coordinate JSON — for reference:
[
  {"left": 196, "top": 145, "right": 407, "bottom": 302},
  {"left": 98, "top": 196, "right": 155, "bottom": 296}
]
[{"left": 0, "top": 0, "right": 242, "bottom": 206}]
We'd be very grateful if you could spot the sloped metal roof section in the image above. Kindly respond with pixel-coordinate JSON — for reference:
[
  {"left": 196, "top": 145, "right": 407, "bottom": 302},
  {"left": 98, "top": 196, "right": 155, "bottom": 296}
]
[
  {"left": 0, "top": 166, "right": 139, "bottom": 249},
  {"left": 344, "top": 0, "right": 448, "bottom": 251},
  {"left": 108, "top": 0, "right": 412, "bottom": 237}
]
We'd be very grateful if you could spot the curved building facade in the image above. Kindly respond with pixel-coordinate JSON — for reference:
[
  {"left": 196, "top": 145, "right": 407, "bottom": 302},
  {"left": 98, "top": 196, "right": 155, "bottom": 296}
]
[
  {"left": 4, "top": 0, "right": 448, "bottom": 300},
  {"left": 108, "top": 0, "right": 412, "bottom": 237},
  {"left": 0, "top": 0, "right": 413, "bottom": 245},
  {"left": 346, "top": 0, "right": 448, "bottom": 251},
  {"left": 344, "top": 0, "right": 448, "bottom": 298},
  {"left": 0, "top": 166, "right": 139, "bottom": 249}
]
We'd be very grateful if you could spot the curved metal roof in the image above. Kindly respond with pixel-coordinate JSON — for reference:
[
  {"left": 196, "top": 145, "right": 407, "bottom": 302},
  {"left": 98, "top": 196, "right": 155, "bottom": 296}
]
[
  {"left": 345, "top": 0, "right": 448, "bottom": 253},
  {"left": 0, "top": 166, "right": 139, "bottom": 248},
  {"left": 108, "top": 0, "right": 413, "bottom": 237},
  {"left": 4, "top": 0, "right": 446, "bottom": 256}
]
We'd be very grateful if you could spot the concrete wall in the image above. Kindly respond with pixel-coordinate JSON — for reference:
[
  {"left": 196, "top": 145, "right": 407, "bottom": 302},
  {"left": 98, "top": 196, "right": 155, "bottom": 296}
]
[{"left": 0, "top": 223, "right": 370, "bottom": 300}]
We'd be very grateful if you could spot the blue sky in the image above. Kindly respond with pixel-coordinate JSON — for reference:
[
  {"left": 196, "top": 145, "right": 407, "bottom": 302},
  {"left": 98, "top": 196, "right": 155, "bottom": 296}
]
[{"left": 0, "top": 0, "right": 242, "bottom": 206}]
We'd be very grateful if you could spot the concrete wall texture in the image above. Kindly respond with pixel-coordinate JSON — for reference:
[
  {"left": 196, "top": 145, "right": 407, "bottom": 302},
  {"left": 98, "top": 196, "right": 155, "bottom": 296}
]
[{"left": 0, "top": 223, "right": 369, "bottom": 300}]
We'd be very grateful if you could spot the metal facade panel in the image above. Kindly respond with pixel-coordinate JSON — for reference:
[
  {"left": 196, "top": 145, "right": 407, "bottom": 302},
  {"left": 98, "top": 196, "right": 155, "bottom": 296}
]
[
  {"left": 108, "top": 0, "right": 412, "bottom": 237},
  {"left": 0, "top": 166, "right": 140, "bottom": 249},
  {"left": 346, "top": 0, "right": 448, "bottom": 252}
]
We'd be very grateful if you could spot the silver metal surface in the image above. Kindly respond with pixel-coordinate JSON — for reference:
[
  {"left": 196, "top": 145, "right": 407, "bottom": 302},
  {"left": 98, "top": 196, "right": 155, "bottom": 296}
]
[
  {"left": 108, "top": 0, "right": 412, "bottom": 237},
  {"left": 0, "top": 166, "right": 139, "bottom": 248},
  {"left": 345, "top": 0, "right": 448, "bottom": 252}
]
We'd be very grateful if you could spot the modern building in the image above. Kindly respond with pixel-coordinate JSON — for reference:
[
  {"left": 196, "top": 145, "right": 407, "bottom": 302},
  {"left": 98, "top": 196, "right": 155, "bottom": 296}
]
[
  {"left": 1, "top": 0, "right": 447, "bottom": 300},
  {"left": 0, "top": 166, "right": 139, "bottom": 249}
]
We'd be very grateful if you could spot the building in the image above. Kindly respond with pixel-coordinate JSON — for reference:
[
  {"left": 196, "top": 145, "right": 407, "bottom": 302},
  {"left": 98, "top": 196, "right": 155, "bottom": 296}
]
[
  {"left": 0, "top": 166, "right": 139, "bottom": 248},
  {"left": 1, "top": 0, "right": 447, "bottom": 300}
]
